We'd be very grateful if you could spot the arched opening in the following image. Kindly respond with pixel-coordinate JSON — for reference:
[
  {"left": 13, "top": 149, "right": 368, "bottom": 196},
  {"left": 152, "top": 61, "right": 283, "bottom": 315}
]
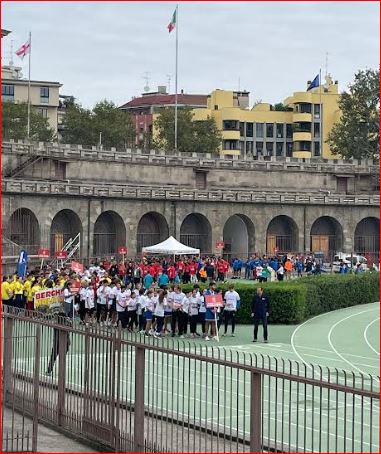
[
  {"left": 50, "top": 210, "right": 82, "bottom": 256},
  {"left": 137, "top": 212, "right": 169, "bottom": 251},
  {"left": 354, "top": 217, "right": 380, "bottom": 261},
  {"left": 223, "top": 214, "right": 255, "bottom": 260},
  {"left": 266, "top": 215, "right": 298, "bottom": 254},
  {"left": 8, "top": 208, "right": 40, "bottom": 254},
  {"left": 93, "top": 211, "right": 126, "bottom": 257},
  {"left": 310, "top": 216, "right": 343, "bottom": 260},
  {"left": 180, "top": 213, "right": 212, "bottom": 254}
]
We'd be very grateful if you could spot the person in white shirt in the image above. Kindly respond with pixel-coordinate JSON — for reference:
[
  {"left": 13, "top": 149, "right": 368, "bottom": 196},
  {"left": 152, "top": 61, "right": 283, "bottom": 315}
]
[
  {"left": 96, "top": 280, "right": 109, "bottom": 325},
  {"left": 277, "top": 264, "right": 285, "bottom": 281},
  {"left": 153, "top": 289, "right": 168, "bottom": 338},
  {"left": 63, "top": 282, "right": 74, "bottom": 318},
  {"left": 126, "top": 291, "right": 138, "bottom": 332},
  {"left": 79, "top": 281, "right": 88, "bottom": 324},
  {"left": 164, "top": 285, "right": 174, "bottom": 334},
  {"left": 180, "top": 290, "right": 191, "bottom": 338},
  {"left": 171, "top": 285, "right": 185, "bottom": 337},
  {"left": 137, "top": 288, "right": 146, "bottom": 333},
  {"left": 144, "top": 289, "right": 155, "bottom": 335},
  {"left": 109, "top": 281, "right": 120, "bottom": 327},
  {"left": 194, "top": 285, "right": 207, "bottom": 337},
  {"left": 84, "top": 285, "right": 95, "bottom": 325},
  {"left": 116, "top": 285, "right": 128, "bottom": 328},
  {"left": 189, "top": 288, "right": 202, "bottom": 338},
  {"left": 223, "top": 285, "right": 240, "bottom": 336}
]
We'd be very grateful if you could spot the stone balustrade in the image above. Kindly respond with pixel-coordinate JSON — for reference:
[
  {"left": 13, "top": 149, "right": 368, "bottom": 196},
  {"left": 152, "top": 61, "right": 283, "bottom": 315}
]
[
  {"left": 2, "top": 178, "right": 379, "bottom": 206},
  {"left": 2, "top": 140, "right": 378, "bottom": 174}
]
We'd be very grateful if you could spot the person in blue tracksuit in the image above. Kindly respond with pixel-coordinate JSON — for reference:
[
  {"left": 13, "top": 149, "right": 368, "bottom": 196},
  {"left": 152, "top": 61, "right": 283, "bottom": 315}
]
[{"left": 251, "top": 287, "right": 270, "bottom": 343}]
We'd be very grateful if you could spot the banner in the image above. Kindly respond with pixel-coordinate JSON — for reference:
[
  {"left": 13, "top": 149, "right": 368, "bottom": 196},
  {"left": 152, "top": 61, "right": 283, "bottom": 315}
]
[
  {"left": 118, "top": 246, "right": 127, "bottom": 255},
  {"left": 34, "top": 287, "right": 64, "bottom": 308},
  {"left": 17, "top": 250, "right": 28, "bottom": 278},
  {"left": 71, "top": 261, "right": 84, "bottom": 274},
  {"left": 56, "top": 250, "right": 68, "bottom": 260},
  {"left": 38, "top": 249, "right": 50, "bottom": 258},
  {"left": 70, "top": 280, "right": 81, "bottom": 295},
  {"left": 205, "top": 294, "right": 224, "bottom": 308}
]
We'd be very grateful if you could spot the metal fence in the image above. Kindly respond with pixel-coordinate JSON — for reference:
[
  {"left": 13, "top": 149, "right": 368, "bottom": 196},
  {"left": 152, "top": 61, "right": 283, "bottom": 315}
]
[{"left": 2, "top": 306, "right": 380, "bottom": 453}]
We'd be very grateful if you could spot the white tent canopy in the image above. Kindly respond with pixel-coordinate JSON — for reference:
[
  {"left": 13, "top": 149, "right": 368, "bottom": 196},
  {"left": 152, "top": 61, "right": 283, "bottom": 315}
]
[{"left": 142, "top": 236, "right": 200, "bottom": 255}]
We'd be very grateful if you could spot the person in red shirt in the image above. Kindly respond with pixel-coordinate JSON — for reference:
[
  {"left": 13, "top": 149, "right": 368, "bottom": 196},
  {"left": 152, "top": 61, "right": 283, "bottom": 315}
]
[
  {"left": 189, "top": 260, "right": 197, "bottom": 283},
  {"left": 177, "top": 259, "right": 184, "bottom": 280},
  {"left": 183, "top": 261, "right": 190, "bottom": 284},
  {"left": 167, "top": 264, "right": 176, "bottom": 282}
]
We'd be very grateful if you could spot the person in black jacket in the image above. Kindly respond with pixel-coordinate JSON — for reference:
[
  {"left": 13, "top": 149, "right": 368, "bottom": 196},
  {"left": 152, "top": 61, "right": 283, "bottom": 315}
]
[{"left": 251, "top": 287, "right": 270, "bottom": 342}]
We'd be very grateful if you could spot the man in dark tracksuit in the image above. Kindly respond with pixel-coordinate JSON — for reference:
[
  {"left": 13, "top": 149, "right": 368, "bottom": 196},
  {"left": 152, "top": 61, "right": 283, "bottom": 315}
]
[{"left": 251, "top": 287, "right": 270, "bottom": 342}]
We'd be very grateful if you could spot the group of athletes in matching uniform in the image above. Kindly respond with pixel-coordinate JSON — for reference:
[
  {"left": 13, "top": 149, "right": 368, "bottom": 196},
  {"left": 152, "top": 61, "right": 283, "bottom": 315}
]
[{"left": 64, "top": 280, "right": 240, "bottom": 340}]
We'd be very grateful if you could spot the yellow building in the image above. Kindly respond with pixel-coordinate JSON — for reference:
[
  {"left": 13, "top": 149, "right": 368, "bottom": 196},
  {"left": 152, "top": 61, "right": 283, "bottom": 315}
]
[
  {"left": 1, "top": 65, "right": 62, "bottom": 133},
  {"left": 193, "top": 75, "right": 340, "bottom": 159}
]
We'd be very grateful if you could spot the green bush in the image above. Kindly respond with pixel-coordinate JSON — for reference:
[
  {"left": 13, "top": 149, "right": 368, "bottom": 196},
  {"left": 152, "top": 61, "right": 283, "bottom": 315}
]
[{"left": 179, "top": 272, "right": 379, "bottom": 324}]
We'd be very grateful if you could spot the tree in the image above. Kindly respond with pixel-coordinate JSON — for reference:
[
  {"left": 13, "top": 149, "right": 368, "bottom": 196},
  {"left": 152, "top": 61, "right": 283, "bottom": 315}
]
[
  {"left": 2, "top": 102, "right": 56, "bottom": 142},
  {"left": 274, "top": 103, "right": 292, "bottom": 112},
  {"left": 153, "top": 107, "right": 221, "bottom": 153},
  {"left": 61, "top": 99, "right": 135, "bottom": 149},
  {"left": 327, "top": 68, "right": 379, "bottom": 160}
]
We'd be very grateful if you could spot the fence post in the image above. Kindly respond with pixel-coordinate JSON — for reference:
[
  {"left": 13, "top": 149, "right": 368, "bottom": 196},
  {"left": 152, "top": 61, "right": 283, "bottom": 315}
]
[
  {"left": 134, "top": 346, "right": 145, "bottom": 452},
  {"left": 57, "top": 328, "right": 68, "bottom": 427},
  {"left": 3, "top": 316, "right": 14, "bottom": 402},
  {"left": 250, "top": 372, "right": 262, "bottom": 452},
  {"left": 32, "top": 325, "right": 41, "bottom": 452}
]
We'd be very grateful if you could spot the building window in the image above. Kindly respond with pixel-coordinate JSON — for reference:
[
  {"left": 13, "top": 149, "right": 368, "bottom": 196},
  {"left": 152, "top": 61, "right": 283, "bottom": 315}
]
[
  {"left": 36, "top": 107, "right": 48, "bottom": 118},
  {"left": 246, "top": 122, "right": 253, "bottom": 137},
  {"left": 40, "top": 86, "right": 49, "bottom": 103},
  {"left": 223, "top": 120, "right": 239, "bottom": 130},
  {"left": 266, "top": 123, "right": 274, "bottom": 138},
  {"left": 295, "top": 141, "right": 311, "bottom": 152},
  {"left": 276, "top": 142, "right": 283, "bottom": 156},
  {"left": 246, "top": 141, "right": 253, "bottom": 154},
  {"left": 194, "top": 171, "right": 207, "bottom": 189},
  {"left": 2, "top": 83, "right": 14, "bottom": 101},
  {"left": 214, "top": 105, "right": 218, "bottom": 110},
  {"left": 223, "top": 140, "right": 239, "bottom": 150},
  {"left": 266, "top": 142, "right": 274, "bottom": 155},
  {"left": 314, "top": 141, "right": 320, "bottom": 156},
  {"left": 286, "top": 142, "right": 293, "bottom": 157},
  {"left": 256, "top": 123, "right": 264, "bottom": 138},
  {"left": 239, "top": 122, "right": 245, "bottom": 136},
  {"left": 256, "top": 142, "right": 263, "bottom": 154},
  {"left": 299, "top": 103, "right": 312, "bottom": 114},
  {"left": 314, "top": 104, "right": 321, "bottom": 119},
  {"left": 276, "top": 124, "right": 284, "bottom": 139},
  {"left": 314, "top": 123, "right": 320, "bottom": 138},
  {"left": 286, "top": 124, "right": 293, "bottom": 138}
]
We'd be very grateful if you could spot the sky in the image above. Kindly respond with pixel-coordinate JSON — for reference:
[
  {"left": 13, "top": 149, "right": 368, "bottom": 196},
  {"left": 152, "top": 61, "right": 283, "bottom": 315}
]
[{"left": 1, "top": 1, "right": 380, "bottom": 108}]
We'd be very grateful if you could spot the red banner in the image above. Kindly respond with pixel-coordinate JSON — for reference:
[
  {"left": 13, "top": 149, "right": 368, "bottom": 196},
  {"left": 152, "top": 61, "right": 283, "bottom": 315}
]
[
  {"left": 70, "top": 280, "right": 81, "bottom": 295},
  {"left": 55, "top": 250, "right": 68, "bottom": 260},
  {"left": 38, "top": 248, "right": 50, "bottom": 258},
  {"left": 118, "top": 246, "right": 128, "bottom": 255},
  {"left": 71, "top": 261, "right": 84, "bottom": 274},
  {"left": 205, "top": 294, "right": 224, "bottom": 308},
  {"left": 215, "top": 241, "right": 225, "bottom": 249}
]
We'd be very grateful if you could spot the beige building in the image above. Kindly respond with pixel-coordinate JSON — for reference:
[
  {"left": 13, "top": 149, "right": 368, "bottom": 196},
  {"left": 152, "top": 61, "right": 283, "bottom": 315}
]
[{"left": 1, "top": 65, "right": 62, "bottom": 133}]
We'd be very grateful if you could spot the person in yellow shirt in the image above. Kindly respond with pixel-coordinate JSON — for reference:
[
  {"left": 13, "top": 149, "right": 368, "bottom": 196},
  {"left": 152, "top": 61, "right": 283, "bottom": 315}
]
[
  {"left": 1, "top": 276, "right": 13, "bottom": 306},
  {"left": 24, "top": 275, "right": 35, "bottom": 310},
  {"left": 13, "top": 276, "right": 25, "bottom": 309},
  {"left": 30, "top": 278, "right": 43, "bottom": 311}
]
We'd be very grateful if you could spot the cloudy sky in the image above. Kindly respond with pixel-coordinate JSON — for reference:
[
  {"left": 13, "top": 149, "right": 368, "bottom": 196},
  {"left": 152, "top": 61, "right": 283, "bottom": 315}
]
[{"left": 2, "top": 1, "right": 379, "bottom": 108}]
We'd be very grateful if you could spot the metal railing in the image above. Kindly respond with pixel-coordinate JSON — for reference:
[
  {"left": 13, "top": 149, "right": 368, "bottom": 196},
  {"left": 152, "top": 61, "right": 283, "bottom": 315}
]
[{"left": 2, "top": 306, "right": 380, "bottom": 453}]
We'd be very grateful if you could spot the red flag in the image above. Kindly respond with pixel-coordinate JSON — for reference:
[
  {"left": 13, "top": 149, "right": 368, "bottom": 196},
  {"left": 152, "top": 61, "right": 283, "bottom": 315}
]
[
  {"left": 167, "top": 9, "right": 177, "bottom": 33},
  {"left": 16, "top": 39, "right": 31, "bottom": 59}
]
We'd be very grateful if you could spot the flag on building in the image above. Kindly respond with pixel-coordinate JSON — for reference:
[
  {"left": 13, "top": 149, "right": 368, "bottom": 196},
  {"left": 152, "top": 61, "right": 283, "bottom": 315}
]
[
  {"left": 15, "top": 39, "right": 31, "bottom": 59},
  {"left": 167, "top": 9, "right": 177, "bottom": 33},
  {"left": 307, "top": 74, "right": 320, "bottom": 91}
]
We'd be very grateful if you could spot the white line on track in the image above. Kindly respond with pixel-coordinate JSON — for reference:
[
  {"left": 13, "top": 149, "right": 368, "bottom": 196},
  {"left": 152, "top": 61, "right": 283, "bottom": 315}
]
[
  {"left": 364, "top": 318, "right": 380, "bottom": 356},
  {"left": 328, "top": 309, "right": 380, "bottom": 383}
]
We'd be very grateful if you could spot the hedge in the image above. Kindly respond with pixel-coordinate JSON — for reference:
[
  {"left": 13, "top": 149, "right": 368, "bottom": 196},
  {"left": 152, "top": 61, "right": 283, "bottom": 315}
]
[{"left": 180, "top": 272, "right": 379, "bottom": 324}]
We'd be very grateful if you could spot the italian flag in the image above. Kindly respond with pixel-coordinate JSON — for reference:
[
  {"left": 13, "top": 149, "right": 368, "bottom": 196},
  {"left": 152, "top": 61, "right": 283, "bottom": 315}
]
[{"left": 167, "top": 8, "right": 177, "bottom": 33}]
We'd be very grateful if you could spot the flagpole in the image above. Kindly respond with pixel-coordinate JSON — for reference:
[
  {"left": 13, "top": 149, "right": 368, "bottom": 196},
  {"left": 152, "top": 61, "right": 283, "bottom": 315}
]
[
  {"left": 27, "top": 31, "right": 31, "bottom": 140},
  {"left": 319, "top": 68, "right": 322, "bottom": 158},
  {"left": 174, "top": 4, "right": 178, "bottom": 151}
]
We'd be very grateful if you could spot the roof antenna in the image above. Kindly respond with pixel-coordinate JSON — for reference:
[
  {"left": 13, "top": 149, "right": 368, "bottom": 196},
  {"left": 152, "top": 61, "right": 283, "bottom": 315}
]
[
  {"left": 143, "top": 72, "right": 150, "bottom": 92},
  {"left": 9, "top": 39, "right": 14, "bottom": 67}
]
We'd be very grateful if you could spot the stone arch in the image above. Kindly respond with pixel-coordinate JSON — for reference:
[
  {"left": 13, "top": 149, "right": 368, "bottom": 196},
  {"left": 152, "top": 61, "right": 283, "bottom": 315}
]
[
  {"left": 93, "top": 210, "right": 126, "bottom": 257},
  {"left": 310, "top": 216, "right": 343, "bottom": 260},
  {"left": 223, "top": 214, "right": 255, "bottom": 260},
  {"left": 266, "top": 215, "right": 298, "bottom": 254},
  {"left": 137, "top": 212, "right": 169, "bottom": 251},
  {"left": 8, "top": 208, "right": 40, "bottom": 254},
  {"left": 180, "top": 213, "right": 212, "bottom": 254},
  {"left": 354, "top": 217, "right": 380, "bottom": 256},
  {"left": 50, "top": 209, "right": 83, "bottom": 256}
]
